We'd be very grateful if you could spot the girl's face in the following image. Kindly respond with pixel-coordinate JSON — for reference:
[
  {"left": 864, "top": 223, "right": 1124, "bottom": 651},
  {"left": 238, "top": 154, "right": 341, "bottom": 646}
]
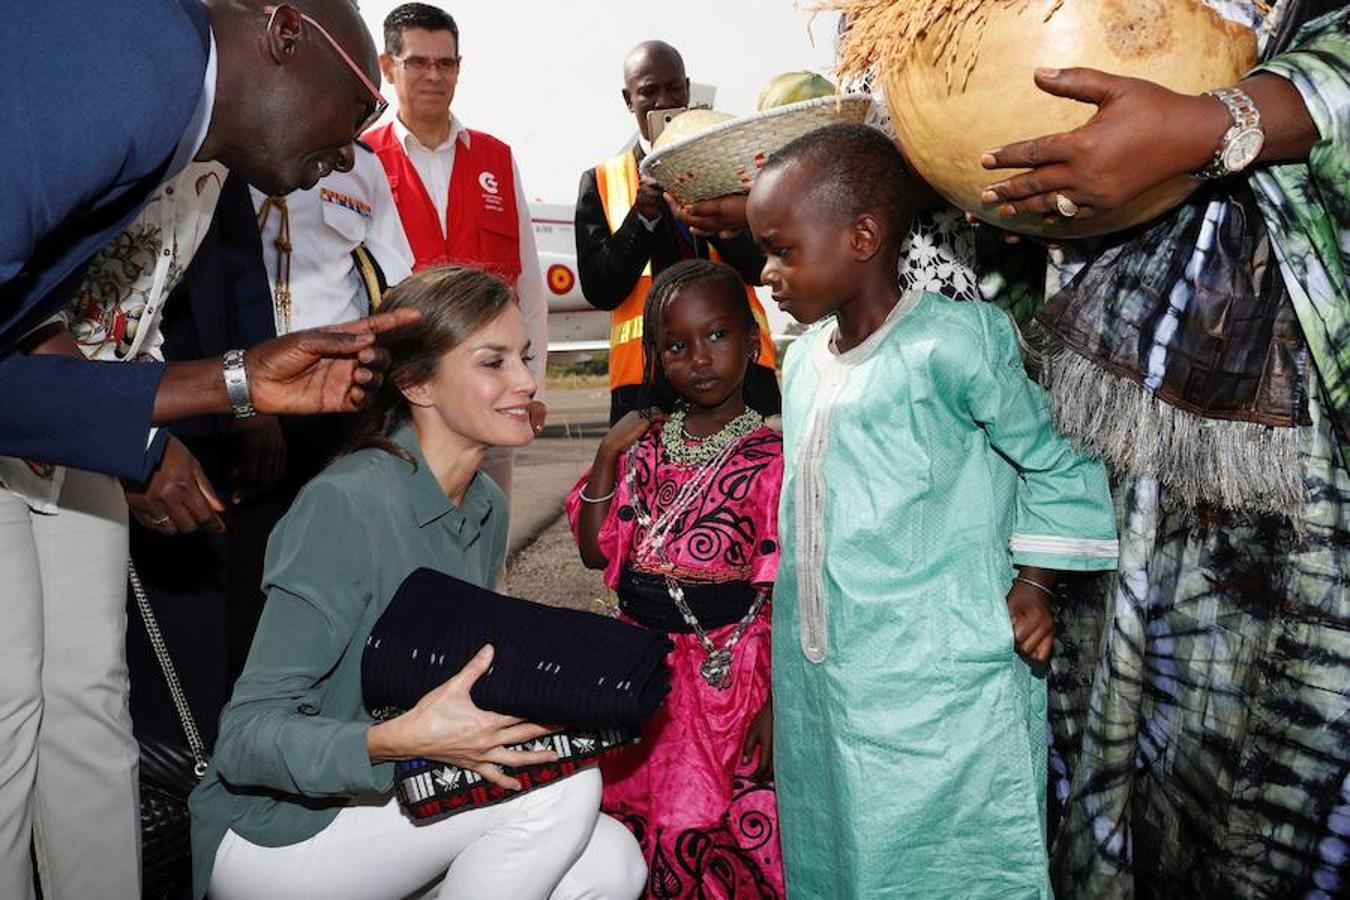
[
  {"left": 658, "top": 282, "right": 756, "bottom": 413},
  {"left": 405, "top": 304, "right": 537, "bottom": 448}
]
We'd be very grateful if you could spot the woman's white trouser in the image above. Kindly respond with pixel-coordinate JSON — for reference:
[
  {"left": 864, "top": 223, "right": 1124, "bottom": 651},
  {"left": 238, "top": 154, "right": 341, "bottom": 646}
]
[{"left": 210, "top": 768, "right": 645, "bottom": 900}]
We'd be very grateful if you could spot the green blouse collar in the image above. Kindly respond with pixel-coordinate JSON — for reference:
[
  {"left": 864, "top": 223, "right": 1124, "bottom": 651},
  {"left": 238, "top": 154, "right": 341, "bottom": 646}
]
[{"left": 390, "top": 423, "right": 495, "bottom": 540}]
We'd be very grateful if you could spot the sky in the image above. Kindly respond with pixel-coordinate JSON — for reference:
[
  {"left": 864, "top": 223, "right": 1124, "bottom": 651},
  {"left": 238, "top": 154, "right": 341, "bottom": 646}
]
[{"left": 358, "top": 1, "right": 843, "bottom": 203}]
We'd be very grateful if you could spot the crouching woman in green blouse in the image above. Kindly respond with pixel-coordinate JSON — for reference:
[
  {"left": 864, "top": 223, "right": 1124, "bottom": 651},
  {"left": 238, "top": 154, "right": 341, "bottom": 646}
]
[{"left": 189, "top": 266, "right": 646, "bottom": 900}]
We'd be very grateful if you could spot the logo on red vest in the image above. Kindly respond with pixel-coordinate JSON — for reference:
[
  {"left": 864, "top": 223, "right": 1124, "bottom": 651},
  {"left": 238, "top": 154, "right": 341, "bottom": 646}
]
[{"left": 478, "top": 170, "right": 505, "bottom": 213}]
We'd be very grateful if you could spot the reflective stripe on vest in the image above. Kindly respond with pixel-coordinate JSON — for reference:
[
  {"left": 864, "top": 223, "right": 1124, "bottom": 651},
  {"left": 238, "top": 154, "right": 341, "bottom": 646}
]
[
  {"left": 595, "top": 151, "right": 651, "bottom": 389},
  {"left": 610, "top": 313, "right": 644, "bottom": 348}
]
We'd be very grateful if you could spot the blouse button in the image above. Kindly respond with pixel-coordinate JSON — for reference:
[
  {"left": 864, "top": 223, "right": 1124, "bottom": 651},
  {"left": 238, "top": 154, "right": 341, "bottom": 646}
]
[{"left": 297, "top": 703, "right": 319, "bottom": 716}]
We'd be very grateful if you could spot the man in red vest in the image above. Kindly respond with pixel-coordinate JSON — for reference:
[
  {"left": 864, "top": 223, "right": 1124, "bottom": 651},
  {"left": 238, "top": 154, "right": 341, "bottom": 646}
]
[{"left": 365, "top": 3, "right": 547, "bottom": 518}]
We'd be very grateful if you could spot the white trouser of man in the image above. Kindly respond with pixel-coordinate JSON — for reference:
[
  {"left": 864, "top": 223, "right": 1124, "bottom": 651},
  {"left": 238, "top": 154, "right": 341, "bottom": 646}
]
[
  {"left": 209, "top": 768, "right": 645, "bottom": 899},
  {"left": 0, "top": 469, "right": 140, "bottom": 899}
]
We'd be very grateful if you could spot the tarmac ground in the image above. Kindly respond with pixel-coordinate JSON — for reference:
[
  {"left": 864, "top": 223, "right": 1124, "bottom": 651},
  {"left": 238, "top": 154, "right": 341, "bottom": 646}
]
[{"left": 501, "top": 386, "right": 612, "bottom": 613}]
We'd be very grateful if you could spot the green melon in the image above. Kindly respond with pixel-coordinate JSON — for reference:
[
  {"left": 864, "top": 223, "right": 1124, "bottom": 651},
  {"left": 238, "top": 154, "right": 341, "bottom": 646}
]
[{"left": 756, "top": 71, "right": 836, "bottom": 111}]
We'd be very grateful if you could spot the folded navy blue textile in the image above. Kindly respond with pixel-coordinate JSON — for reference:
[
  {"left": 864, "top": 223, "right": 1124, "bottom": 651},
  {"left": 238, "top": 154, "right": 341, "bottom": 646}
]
[{"left": 362, "top": 567, "right": 672, "bottom": 730}]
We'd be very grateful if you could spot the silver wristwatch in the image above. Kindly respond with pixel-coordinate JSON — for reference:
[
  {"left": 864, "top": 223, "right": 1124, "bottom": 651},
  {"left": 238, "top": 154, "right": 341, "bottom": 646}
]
[
  {"left": 222, "top": 348, "right": 257, "bottom": 419},
  {"left": 1195, "top": 86, "right": 1264, "bottom": 180}
]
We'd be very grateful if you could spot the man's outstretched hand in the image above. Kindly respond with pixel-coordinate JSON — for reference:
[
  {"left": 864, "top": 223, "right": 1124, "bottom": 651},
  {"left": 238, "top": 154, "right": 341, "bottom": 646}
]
[{"left": 247, "top": 308, "right": 421, "bottom": 415}]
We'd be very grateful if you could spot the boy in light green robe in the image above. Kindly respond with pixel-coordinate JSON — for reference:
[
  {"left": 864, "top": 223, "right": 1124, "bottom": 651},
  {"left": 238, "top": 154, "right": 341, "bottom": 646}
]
[{"left": 746, "top": 124, "right": 1119, "bottom": 898}]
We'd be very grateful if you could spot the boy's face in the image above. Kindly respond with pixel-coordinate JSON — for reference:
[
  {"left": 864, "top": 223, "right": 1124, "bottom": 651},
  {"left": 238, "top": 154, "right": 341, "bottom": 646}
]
[{"left": 747, "top": 163, "right": 856, "bottom": 325}]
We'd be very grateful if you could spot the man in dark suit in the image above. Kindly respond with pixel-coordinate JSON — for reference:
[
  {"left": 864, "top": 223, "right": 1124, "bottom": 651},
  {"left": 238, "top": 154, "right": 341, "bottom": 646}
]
[
  {"left": 0, "top": 3, "right": 419, "bottom": 896},
  {"left": 574, "top": 40, "right": 779, "bottom": 424},
  {"left": 0, "top": 0, "right": 416, "bottom": 485}
]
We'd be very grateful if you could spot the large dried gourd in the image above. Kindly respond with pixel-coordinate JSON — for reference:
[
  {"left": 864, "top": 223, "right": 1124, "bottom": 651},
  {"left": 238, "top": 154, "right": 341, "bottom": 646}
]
[{"left": 823, "top": 0, "right": 1257, "bottom": 238}]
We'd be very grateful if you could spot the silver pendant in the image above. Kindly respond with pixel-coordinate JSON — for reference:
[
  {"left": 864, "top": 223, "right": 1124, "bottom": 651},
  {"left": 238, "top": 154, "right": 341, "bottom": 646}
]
[{"left": 700, "top": 649, "right": 733, "bottom": 690}]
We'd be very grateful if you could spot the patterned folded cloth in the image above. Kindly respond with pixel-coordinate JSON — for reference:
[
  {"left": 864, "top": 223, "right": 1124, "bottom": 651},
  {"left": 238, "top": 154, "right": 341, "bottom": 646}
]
[
  {"left": 363, "top": 567, "right": 672, "bottom": 727},
  {"left": 391, "top": 730, "right": 631, "bottom": 820}
]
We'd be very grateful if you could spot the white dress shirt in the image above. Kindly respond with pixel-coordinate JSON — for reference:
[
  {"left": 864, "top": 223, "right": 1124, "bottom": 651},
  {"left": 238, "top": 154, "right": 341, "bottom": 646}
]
[
  {"left": 391, "top": 115, "right": 548, "bottom": 393},
  {"left": 251, "top": 147, "right": 414, "bottom": 335}
]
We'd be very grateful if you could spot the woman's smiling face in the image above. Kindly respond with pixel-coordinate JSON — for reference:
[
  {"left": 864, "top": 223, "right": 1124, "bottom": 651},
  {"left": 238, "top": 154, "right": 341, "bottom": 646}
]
[{"left": 406, "top": 303, "right": 537, "bottom": 448}]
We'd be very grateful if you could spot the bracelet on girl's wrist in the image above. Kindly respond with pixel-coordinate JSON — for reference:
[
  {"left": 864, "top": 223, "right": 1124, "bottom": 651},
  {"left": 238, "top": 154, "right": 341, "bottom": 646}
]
[
  {"left": 1013, "top": 576, "right": 1055, "bottom": 599},
  {"left": 579, "top": 483, "right": 616, "bottom": 504}
]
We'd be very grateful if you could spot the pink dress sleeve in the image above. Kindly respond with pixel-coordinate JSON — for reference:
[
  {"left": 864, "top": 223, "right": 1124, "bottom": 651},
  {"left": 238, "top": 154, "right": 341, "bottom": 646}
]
[
  {"left": 563, "top": 453, "right": 632, "bottom": 590},
  {"left": 748, "top": 436, "right": 784, "bottom": 588}
]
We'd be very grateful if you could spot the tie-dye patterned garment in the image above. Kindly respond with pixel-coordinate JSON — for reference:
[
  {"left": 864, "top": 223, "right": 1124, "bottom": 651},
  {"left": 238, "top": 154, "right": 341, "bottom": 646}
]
[
  {"left": 1045, "top": 7, "right": 1350, "bottom": 899},
  {"left": 1047, "top": 385, "right": 1349, "bottom": 899}
]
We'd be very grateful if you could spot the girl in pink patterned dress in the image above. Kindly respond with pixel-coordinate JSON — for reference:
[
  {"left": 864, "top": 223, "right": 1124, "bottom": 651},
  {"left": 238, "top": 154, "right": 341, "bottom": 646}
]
[{"left": 566, "top": 260, "right": 784, "bottom": 899}]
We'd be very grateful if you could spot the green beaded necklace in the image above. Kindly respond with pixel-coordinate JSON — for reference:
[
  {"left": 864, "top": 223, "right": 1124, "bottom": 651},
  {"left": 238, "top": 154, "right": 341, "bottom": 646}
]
[{"left": 660, "top": 406, "right": 764, "bottom": 467}]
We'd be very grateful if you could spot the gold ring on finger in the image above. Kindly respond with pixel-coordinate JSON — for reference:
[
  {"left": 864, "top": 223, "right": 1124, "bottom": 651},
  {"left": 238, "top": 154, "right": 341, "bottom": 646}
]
[{"left": 1054, "top": 193, "right": 1079, "bottom": 218}]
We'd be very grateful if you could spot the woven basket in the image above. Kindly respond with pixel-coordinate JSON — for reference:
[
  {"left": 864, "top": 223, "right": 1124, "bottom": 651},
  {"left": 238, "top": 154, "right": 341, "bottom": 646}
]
[{"left": 640, "top": 94, "right": 874, "bottom": 202}]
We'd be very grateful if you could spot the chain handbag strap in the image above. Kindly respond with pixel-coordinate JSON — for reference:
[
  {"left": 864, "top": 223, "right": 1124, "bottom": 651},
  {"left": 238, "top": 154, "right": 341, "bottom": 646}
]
[{"left": 128, "top": 560, "right": 210, "bottom": 777}]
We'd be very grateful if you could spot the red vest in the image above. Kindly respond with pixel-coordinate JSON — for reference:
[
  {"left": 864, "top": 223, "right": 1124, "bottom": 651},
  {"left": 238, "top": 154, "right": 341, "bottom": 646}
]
[{"left": 364, "top": 123, "right": 522, "bottom": 285}]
